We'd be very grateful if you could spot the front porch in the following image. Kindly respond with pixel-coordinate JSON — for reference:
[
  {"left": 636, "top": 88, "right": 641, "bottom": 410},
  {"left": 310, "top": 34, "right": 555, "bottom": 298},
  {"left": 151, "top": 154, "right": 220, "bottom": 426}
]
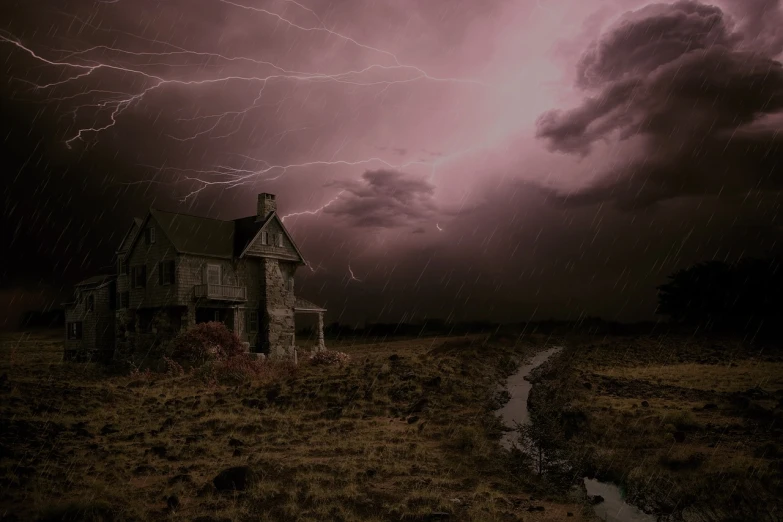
[{"left": 294, "top": 297, "right": 326, "bottom": 352}]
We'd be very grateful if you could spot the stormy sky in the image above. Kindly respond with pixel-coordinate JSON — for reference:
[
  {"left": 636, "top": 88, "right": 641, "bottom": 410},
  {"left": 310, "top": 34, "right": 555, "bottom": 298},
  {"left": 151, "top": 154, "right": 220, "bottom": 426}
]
[{"left": 1, "top": 0, "right": 782, "bottom": 328}]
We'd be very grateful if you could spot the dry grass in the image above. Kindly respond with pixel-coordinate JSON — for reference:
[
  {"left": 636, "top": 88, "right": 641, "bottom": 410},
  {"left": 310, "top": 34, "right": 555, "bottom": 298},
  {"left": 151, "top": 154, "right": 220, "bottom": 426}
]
[
  {"left": 0, "top": 330, "right": 590, "bottom": 521},
  {"left": 593, "top": 361, "right": 783, "bottom": 393},
  {"left": 531, "top": 334, "right": 783, "bottom": 520}
]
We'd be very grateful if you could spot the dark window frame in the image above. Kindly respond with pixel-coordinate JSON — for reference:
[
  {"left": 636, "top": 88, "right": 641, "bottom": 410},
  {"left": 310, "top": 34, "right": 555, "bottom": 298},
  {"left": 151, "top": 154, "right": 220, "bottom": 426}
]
[
  {"left": 86, "top": 294, "right": 95, "bottom": 313},
  {"left": 67, "top": 322, "right": 82, "bottom": 340},
  {"left": 145, "top": 227, "right": 156, "bottom": 245},
  {"left": 131, "top": 265, "right": 147, "bottom": 288},
  {"left": 158, "top": 260, "right": 175, "bottom": 285},
  {"left": 247, "top": 308, "right": 258, "bottom": 333}
]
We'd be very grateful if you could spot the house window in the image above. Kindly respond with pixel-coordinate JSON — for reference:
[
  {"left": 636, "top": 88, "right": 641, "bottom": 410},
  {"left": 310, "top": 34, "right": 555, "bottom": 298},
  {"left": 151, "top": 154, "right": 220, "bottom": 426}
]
[
  {"left": 214, "top": 310, "right": 221, "bottom": 322},
  {"left": 120, "top": 292, "right": 130, "bottom": 309},
  {"left": 288, "top": 277, "right": 294, "bottom": 292},
  {"left": 261, "top": 231, "right": 268, "bottom": 245},
  {"left": 145, "top": 227, "right": 156, "bottom": 245},
  {"left": 118, "top": 258, "right": 127, "bottom": 275},
  {"left": 86, "top": 295, "right": 94, "bottom": 313},
  {"left": 67, "top": 322, "right": 82, "bottom": 340},
  {"left": 158, "top": 260, "right": 175, "bottom": 285},
  {"left": 277, "top": 234, "right": 283, "bottom": 247},
  {"left": 131, "top": 265, "right": 147, "bottom": 288},
  {"left": 206, "top": 264, "right": 221, "bottom": 285},
  {"left": 247, "top": 309, "right": 258, "bottom": 333}
]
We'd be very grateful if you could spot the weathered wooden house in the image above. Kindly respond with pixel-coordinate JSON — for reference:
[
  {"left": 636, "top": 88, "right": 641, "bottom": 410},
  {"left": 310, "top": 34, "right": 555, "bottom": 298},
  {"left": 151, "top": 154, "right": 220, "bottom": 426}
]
[
  {"left": 64, "top": 192, "right": 327, "bottom": 361},
  {"left": 63, "top": 275, "right": 117, "bottom": 361}
]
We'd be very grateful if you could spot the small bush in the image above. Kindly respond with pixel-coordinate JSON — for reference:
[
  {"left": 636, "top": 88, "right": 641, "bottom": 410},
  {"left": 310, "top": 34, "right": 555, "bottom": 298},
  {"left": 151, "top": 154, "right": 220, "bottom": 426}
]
[
  {"left": 169, "top": 321, "right": 246, "bottom": 367},
  {"left": 308, "top": 350, "right": 351, "bottom": 366}
]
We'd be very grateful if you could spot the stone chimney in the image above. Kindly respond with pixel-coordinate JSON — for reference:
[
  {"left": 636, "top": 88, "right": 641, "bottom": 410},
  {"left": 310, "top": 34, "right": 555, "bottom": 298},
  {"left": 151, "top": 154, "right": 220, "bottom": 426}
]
[{"left": 257, "top": 193, "right": 277, "bottom": 221}]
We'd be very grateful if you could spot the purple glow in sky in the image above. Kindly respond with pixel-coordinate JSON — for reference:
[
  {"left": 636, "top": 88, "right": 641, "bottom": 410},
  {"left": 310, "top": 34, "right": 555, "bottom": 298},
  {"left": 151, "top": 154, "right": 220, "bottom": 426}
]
[{"left": 1, "top": 0, "right": 782, "bottom": 326}]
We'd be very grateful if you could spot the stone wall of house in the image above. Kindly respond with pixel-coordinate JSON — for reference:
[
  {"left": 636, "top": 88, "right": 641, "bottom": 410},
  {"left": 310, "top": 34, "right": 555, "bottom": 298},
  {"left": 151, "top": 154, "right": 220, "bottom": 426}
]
[{"left": 261, "top": 258, "right": 297, "bottom": 357}]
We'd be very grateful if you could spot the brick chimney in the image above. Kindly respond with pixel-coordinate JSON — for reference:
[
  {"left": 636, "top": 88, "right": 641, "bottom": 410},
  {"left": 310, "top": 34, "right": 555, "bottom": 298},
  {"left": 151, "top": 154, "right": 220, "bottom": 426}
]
[{"left": 257, "top": 193, "right": 276, "bottom": 221}]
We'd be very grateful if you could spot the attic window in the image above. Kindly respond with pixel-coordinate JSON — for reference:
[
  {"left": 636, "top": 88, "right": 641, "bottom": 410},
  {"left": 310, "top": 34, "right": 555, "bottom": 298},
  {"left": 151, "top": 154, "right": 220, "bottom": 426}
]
[
  {"left": 277, "top": 234, "right": 283, "bottom": 247},
  {"left": 86, "top": 295, "right": 95, "bottom": 313},
  {"left": 145, "top": 227, "right": 156, "bottom": 245},
  {"left": 261, "top": 231, "right": 268, "bottom": 245}
]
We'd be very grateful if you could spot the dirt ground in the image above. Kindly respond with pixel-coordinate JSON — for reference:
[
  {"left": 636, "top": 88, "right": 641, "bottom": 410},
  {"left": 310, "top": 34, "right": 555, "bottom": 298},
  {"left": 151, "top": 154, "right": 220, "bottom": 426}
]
[{"left": 0, "top": 329, "right": 594, "bottom": 522}]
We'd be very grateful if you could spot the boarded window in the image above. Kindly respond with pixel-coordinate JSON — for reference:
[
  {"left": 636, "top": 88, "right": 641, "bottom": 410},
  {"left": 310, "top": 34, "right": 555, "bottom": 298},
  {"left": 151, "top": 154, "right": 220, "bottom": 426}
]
[
  {"left": 67, "top": 322, "right": 82, "bottom": 340},
  {"left": 206, "top": 264, "right": 221, "bottom": 285},
  {"left": 131, "top": 265, "right": 147, "bottom": 288},
  {"left": 86, "top": 295, "right": 94, "bottom": 313},
  {"left": 158, "top": 260, "right": 175, "bottom": 285},
  {"left": 247, "top": 309, "right": 258, "bottom": 333}
]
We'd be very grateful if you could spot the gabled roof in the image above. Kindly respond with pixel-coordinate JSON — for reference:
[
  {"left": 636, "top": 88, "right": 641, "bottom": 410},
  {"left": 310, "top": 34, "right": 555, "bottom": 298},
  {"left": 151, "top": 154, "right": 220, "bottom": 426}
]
[
  {"left": 126, "top": 207, "right": 304, "bottom": 262},
  {"left": 116, "top": 217, "right": 143, "bottom": 254},
  {"left": 150, "top": 208, "right": 237, "bottom": 258},
  {"left": 238, "top": 211, "right": 305, "bottom": 264}
]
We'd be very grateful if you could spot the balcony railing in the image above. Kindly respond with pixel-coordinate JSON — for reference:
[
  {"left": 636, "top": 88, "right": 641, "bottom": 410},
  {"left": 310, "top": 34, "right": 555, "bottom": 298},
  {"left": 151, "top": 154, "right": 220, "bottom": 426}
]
[{"left": 194, "top": 284, "right": 247, "bottom": 301}]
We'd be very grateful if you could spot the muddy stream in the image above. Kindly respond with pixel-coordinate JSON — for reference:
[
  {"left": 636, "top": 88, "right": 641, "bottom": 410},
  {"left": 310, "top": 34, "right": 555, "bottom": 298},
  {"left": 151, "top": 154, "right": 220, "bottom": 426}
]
[{"left": 498, "top": 346, "right": 657, "bottom": 522}]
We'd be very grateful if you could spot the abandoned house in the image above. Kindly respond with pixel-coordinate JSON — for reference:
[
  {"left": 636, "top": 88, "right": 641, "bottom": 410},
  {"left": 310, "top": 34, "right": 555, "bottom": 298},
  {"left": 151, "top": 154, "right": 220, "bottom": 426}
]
[{"left": 63, "top": 192, "right": 327, "bottom": 361}]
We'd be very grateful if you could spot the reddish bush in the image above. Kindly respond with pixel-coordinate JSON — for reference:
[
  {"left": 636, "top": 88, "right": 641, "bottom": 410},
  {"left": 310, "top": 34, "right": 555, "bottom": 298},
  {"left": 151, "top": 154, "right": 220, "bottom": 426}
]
[
  {"left": 308, "top": 350, "right": 351, "bottom": 366},
  {"left": 169, "top": 321, "right": 246, "bottom": 367}
]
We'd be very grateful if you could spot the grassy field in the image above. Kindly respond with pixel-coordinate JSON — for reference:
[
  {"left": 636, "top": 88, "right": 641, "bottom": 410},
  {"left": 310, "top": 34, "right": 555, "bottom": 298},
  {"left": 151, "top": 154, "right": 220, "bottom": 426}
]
[
  {"left": 527, "top": 335, "right": 783, "bottom": 521},
  {"left": 0, "top": 329, "right": 592, "bottom": 521}
]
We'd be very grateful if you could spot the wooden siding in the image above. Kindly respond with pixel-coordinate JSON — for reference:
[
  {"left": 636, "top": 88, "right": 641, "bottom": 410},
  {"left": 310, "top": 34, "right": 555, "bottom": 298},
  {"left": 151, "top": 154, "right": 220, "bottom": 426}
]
[
  {"left": 124, "top": 219, "right": 179, "bottom": 309},
  {"left": 64, "top": 283, "right": 115, "bottom": 358}
]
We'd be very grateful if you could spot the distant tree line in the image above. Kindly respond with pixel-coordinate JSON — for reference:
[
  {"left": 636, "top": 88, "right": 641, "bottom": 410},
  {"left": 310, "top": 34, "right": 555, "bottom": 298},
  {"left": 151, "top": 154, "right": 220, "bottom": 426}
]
[{"left": 657, "top": 258, "right": 783, "bottom": 337}]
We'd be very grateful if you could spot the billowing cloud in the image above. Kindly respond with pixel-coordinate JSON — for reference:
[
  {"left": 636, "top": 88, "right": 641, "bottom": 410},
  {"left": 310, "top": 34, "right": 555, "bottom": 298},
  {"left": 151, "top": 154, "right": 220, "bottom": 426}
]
[
  {"left": 536, "top": 0, "right": 783, "bottom": 207},
  {"left": 324, "top": 169, "right": 437, "bottom": 228}
]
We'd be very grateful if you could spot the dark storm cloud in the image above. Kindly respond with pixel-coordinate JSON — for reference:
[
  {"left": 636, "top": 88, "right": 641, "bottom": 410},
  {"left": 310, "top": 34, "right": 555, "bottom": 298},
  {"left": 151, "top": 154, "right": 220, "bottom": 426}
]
[
  {"left": 732, "top": 0, "right": 783, "bottom": 55},
  {"left": 324, "top": 169, "right": 437, "bottom": 228},
  {"left": 536, "top": 0, "right": 783, "bottom": 207}
]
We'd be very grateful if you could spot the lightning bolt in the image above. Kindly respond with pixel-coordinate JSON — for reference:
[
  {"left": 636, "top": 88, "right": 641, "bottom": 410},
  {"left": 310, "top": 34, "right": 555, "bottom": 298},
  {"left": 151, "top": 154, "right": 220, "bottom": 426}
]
[
  {"left": 348, "top": 265, "right": 363, "bottom": 283},
  {"left": 1, "top": 1, "right": 487, "bottom": 208},
  {"left": 436, "top": 223, "right": 444, "bottom": 231},
  {"left": 1, "top": 0, "right": 482, "bottom": 148},
  {"left": 281, "top": 190, "right": 346, "bottom": 222}
]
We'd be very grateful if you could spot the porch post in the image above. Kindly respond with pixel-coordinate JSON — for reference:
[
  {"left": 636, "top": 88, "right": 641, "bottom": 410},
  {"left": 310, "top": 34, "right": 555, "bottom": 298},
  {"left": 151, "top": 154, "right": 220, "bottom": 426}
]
[
  {"left": 317, "top": 312, "right": 325, "bottom": 352},
  {"left": 181, "top": 304, "right": 196, "bottom": 332}
]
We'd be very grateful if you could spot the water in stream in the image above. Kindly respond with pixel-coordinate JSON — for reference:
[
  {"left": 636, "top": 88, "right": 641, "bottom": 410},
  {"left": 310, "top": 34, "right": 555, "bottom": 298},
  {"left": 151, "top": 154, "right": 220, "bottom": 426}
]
[{"left": 498, "top": 347, "right": 657, "bottom": 522}]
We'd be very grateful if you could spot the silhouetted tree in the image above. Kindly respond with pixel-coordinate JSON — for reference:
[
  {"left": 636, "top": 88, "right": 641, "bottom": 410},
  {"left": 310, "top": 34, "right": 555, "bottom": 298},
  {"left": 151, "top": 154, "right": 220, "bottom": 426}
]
[{"left": 657, "top": 258, "right": 783, "bottom": 336}]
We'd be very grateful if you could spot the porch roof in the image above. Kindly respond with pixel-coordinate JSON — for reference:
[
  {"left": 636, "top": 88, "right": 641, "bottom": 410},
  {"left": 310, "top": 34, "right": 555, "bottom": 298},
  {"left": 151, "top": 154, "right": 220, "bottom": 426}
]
[{"left": 294, "top": 297, "right": 326, "bottom": 312}]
